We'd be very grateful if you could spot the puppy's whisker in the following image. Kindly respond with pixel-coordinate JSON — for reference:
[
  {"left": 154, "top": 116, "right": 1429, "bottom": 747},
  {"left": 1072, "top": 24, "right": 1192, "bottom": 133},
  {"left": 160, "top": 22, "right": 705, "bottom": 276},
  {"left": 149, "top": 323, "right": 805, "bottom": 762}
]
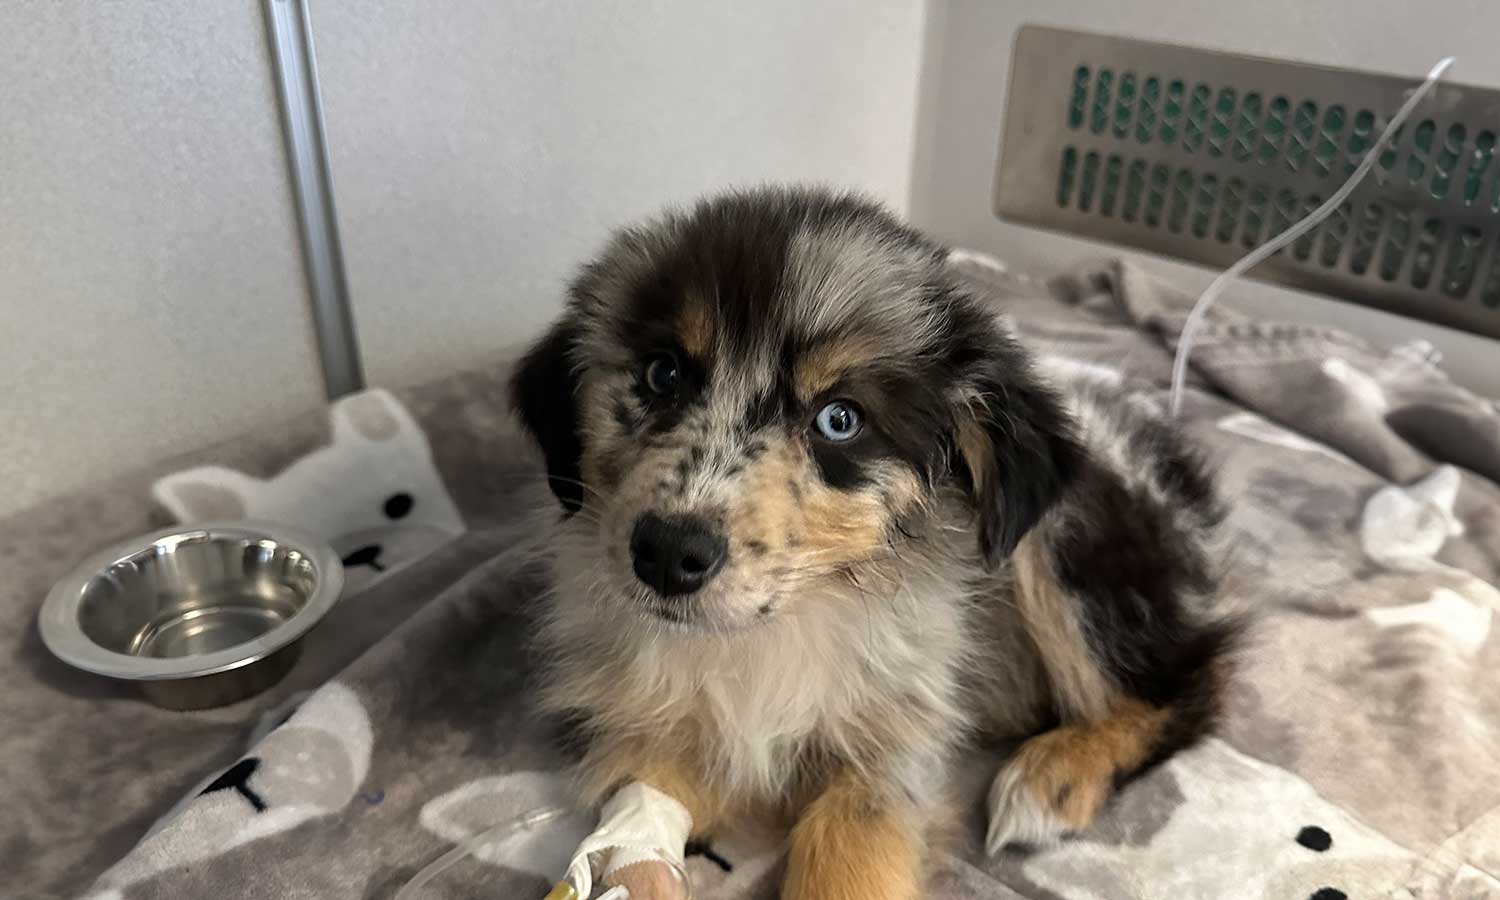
[{"left": 486, "top": 471, "right": 612, "bottom": 504}]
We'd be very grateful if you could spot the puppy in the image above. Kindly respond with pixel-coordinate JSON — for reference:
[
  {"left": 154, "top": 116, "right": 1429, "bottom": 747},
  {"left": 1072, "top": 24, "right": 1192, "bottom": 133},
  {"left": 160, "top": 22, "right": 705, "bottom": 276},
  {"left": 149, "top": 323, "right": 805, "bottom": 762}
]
[{"left": 510, "top": 185, "right": 1237, "bottom": 900}]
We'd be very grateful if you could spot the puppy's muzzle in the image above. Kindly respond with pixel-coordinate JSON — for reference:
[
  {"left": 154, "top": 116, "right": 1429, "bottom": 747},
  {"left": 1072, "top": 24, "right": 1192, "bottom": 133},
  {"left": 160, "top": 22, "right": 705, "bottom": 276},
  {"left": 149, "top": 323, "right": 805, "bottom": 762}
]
[{"left": 629, "top": 513, "right": 728, "bottom": 597}]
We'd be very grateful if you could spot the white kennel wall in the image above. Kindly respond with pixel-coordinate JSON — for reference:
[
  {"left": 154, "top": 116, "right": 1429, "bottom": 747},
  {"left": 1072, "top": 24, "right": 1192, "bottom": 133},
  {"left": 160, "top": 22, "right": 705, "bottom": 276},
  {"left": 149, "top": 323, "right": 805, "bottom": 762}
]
[
  {"left": 1, "top": 2, "right": 326, "bottom": 520},
  {"left": 0, "top": 1, "right": 929, "bottom": 518},
  {"left": 310, "top": 0, "right": 929, "bottom": 388}
]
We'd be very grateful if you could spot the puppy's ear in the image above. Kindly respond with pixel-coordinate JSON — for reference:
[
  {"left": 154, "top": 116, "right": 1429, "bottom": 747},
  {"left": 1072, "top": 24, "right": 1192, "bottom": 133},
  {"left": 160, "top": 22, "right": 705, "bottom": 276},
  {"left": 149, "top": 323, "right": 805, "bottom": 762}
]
[
  {"left": 954, "top": 333, "right": 1084, "bottom": 568},
  {"left": 510, "top": 318, "right": 585, "bottom": 512}
]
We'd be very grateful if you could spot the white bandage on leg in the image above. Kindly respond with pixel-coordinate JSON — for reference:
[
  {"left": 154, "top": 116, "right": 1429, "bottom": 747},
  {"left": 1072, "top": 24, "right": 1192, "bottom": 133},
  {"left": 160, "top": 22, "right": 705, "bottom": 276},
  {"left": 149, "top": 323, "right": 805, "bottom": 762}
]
[{"left": 562, "top": 781, "right": 692, "bottom": 899}]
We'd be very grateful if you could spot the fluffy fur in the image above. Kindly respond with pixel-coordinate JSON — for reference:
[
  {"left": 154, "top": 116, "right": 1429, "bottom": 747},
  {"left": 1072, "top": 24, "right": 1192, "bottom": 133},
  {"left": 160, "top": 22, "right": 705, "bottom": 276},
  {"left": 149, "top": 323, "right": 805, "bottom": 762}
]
[{"left": 509, "top": 185, "right": 1238, "bottom": 900}]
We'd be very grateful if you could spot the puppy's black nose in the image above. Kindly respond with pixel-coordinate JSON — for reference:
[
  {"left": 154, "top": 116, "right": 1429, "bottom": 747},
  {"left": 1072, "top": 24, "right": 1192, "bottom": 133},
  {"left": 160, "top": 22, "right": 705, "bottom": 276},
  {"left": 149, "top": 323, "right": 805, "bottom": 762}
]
[{"left": 630, "top": 513, "right": 728, "bottom": 597}]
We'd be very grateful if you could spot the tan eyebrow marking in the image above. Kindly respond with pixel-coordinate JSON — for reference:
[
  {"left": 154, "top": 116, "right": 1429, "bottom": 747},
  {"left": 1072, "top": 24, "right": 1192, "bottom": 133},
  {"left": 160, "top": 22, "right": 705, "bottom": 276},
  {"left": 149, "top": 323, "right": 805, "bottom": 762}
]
[
  {"left": 675, "top": 296, "right": 716, "bottom": 359},
  {"left": 792, "top": 335, "right": 883, "bottom": 403}
]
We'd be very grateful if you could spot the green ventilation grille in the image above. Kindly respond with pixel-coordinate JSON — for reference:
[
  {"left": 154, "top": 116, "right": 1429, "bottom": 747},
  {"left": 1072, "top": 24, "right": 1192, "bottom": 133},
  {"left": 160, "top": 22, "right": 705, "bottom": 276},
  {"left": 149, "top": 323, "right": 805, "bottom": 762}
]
[{"left": 996, "top": 26, "right": 1500, "bottom": 340}]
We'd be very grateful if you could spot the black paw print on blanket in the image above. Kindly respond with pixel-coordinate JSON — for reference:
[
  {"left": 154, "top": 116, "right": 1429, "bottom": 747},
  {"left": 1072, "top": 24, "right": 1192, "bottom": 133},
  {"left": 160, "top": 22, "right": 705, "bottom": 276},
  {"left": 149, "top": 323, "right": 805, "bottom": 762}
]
[
  {"left": 199, "top": 754, "right": 384, "bottom": 814},
  {"left": 1295, "top": 825, "right": 1344, "bottom": 900},
  {"left": 200, "top": 758, "right": 266, "bottom": 812}
]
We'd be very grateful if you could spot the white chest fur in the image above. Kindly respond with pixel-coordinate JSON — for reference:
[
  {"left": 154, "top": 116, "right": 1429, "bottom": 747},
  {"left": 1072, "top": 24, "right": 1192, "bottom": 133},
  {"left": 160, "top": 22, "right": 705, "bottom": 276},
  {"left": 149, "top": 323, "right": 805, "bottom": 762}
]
[{"left": 545, "top": 563, "right": 977, "bottom": 804}]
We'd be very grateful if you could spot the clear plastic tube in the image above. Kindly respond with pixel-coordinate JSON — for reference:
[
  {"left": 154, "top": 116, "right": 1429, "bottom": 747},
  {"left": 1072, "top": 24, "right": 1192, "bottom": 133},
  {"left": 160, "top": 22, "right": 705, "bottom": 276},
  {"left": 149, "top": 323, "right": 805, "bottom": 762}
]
[
  {"left": 393, "top": 805, "right": 690, "bottom": 900},
  {"left": 1167, "top": 57, "right": 1456, "bottom": 418},
  {"left": 394, "top": 807, "right": 580, "bottom": 900}
]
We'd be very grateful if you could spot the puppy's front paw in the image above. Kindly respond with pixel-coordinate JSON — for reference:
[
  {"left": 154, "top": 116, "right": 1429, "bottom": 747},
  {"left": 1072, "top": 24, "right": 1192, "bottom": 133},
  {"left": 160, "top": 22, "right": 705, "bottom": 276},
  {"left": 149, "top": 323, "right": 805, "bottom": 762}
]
[
  {"left": 603, "top": 851, "right": 689, "bottom": 900},
  {"left": 984, "top": 728, "right": 1112, "bottom": 854}
]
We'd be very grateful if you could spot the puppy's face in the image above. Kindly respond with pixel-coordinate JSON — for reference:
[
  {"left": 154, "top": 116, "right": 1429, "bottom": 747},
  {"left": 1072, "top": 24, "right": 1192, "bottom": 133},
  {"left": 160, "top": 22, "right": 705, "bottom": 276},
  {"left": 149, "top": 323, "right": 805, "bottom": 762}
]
[{"left": 513, "top": 189, "right": 1079, "bottom": 633}]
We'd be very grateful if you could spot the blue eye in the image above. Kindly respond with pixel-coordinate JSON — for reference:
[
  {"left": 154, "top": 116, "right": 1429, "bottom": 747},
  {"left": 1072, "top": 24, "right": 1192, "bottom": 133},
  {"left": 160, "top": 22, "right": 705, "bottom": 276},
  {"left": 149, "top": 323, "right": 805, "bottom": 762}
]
[
  {"left": 644, "top": 353, "right": 679, "bottom": 396},
  {"left": 814, "top": 401, "right": 863, "bottom": 442}
]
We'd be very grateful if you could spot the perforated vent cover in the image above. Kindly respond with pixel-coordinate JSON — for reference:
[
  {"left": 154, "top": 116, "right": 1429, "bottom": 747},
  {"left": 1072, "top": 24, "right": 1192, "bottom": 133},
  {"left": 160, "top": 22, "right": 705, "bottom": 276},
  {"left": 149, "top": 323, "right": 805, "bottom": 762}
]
[{"left": 995, "top": 26, "right": 1500, "bottom": 340}]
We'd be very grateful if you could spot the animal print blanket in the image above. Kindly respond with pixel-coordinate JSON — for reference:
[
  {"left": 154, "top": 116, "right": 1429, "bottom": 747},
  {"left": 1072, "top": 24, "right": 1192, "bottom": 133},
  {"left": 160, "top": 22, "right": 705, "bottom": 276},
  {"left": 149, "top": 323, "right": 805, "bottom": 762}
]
[{"left": 6, "top": 253, "right": 1499, "bottom": 900}]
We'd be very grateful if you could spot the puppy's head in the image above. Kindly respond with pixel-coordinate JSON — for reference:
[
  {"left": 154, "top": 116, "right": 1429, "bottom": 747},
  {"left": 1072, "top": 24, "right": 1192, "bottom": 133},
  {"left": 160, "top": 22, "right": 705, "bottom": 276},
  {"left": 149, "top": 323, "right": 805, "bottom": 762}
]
[{"left": 512, "top": 187, "right": 1080, "bottom": 633}]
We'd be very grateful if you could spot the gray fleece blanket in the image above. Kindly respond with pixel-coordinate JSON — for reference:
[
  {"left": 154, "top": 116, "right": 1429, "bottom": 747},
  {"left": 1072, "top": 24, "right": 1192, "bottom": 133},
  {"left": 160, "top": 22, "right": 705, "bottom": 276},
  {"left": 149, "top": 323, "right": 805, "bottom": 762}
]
[{"left": 6, "top": 254, "right": 1500, "bottom": 900}]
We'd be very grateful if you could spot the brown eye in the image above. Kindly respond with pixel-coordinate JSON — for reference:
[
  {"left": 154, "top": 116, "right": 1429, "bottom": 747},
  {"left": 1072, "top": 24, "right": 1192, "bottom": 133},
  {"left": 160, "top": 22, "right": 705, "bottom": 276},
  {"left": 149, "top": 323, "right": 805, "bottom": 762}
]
[{"left": 643, "top": 353, "right": 680, "bottom": 397}]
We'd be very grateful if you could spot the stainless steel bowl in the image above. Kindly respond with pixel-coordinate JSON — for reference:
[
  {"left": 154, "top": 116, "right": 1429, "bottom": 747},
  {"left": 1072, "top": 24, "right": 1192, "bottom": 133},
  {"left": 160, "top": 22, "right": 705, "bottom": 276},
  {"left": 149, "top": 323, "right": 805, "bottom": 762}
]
[{"left": 39, "top": 522, "right": 344, "bottom": 710}]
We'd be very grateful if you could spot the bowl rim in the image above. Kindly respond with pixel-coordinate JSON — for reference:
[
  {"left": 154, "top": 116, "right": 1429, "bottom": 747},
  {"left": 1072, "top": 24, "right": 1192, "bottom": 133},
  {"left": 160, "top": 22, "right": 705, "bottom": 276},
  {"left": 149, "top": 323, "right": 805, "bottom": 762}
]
[{"left": 38, "top": 520, "right": 345, "bottom": 681}]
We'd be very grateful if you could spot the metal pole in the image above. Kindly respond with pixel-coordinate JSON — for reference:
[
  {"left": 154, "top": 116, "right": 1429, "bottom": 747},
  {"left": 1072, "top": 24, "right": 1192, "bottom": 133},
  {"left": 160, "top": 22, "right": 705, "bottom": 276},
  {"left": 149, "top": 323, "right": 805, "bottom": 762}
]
[{"left": 263, "top": 0, "right": 365, "bottom": 398}]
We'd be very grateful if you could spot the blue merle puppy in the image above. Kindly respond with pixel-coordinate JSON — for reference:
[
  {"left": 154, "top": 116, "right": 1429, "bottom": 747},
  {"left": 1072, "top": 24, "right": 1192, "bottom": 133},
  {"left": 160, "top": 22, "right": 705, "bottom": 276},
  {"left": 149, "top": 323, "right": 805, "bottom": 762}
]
[{"left": 510, "top": 185, "right": 1238, "bottom": 900}]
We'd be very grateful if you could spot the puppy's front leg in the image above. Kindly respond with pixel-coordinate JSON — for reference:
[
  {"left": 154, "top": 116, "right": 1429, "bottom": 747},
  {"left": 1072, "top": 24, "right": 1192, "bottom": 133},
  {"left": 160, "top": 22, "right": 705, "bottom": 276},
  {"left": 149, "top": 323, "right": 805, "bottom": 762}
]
[
  {"left": 783, "top": 772, "right": 922, "bottom": 900},
  {"left": 570, "top": 750, "right": 725, "bottom": 899},
  {"left": 579, "top": 745, "right": 727, "bottom": 836}
]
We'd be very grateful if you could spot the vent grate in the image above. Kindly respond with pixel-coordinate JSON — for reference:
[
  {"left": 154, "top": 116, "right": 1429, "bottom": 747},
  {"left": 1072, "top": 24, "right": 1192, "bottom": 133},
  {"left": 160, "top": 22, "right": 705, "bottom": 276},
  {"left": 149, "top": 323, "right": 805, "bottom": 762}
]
[
  {"left": 1052, "top": 68, "right": 1497, "bottom": 299},
  {"left": 996, "top": 27, "right": 1500, "bottom": 338}
]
